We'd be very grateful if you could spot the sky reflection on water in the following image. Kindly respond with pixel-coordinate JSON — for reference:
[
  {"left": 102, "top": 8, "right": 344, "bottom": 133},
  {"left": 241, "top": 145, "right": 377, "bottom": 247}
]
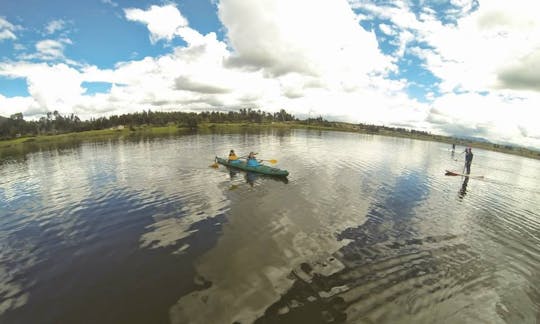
[{"left": 0, "top": 129, "right": 539, "bottom": 323}]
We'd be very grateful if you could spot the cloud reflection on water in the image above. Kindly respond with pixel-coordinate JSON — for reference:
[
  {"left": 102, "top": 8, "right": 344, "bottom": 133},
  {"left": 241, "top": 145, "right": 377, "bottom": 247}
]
[{"left": 0, "top": 130, "right": 538, "bottom": 323}]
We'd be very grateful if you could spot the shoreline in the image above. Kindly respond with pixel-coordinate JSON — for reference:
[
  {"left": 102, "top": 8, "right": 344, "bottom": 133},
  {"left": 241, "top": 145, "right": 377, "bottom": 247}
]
[{"left": 1, "top": 122, "right": 539, "bottom": 161}]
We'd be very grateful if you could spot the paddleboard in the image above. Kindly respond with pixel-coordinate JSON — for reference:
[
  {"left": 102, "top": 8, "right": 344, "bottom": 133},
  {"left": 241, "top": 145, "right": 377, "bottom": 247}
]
[{"left": 445, "top": 170, "right": 484, "bottom": 179}]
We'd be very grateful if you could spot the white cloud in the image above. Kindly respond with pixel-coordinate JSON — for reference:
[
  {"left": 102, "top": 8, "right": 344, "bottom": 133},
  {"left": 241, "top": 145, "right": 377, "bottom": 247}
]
[
  {"left": 428, "top": 91, "right": 540, "bottom": 147},
  {"left": 220, "top": 0, "right": 394, "bottom": 79},
  {"left": 423, "top": 2, "right": 540, "bottom": 93},
  {"left": 496, "top": 49, "right": 540, "bottom": 91},
  {"left": 1, "top": 1, "right": 540, "bottom": 148},
  {"left": 353, "top": 0, "right": 540, "bottom": 147},
  {"left": 13, "top": 43, "right": 25, "bottom": 51},
  {"left": 378, "top": 23, "right": 395, "bottom": 36},
  {"left": 124, "top": 4, "right": 189, "bottom": 43},
  {"left": 35, "top": 39, "right": 69, "bottom": 59},
  {"left": 101, "top": 0, "right": 118, "bottom": 7},
  {"left": 16, "top": 38, "right": 73, "bottom": 62},
  {"left": 0, "top": 62, "right": 87, "bottom": 116},
  {"left": 0, "top": 30, "right": 16, "bottom": 41},
  {"left": 45, "top": 19, "right": 66, "bottom": 34},
  {"left": 5, "top": 1, "right": 418, "bottom": 124},
  {"left": 422, "top": 0, "right": 540, "bottom": 147},
  {"left": 0, "top": 17, "right": 18, "bottom": 41},
  {"left": 0, "top": 94, "right": 40, "bottom": 117},
  {"left": 368, "top": 0, "right": 540, "bottom": 95}
]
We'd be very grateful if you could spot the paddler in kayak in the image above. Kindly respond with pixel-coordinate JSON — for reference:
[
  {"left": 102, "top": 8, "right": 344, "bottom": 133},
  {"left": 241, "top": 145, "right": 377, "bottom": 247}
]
[
  {"left": 247, "top": 152, "right": 260, "bottom": 167},
  {"left": 228, "top": 149, "right": 238, "bottom": 162}
]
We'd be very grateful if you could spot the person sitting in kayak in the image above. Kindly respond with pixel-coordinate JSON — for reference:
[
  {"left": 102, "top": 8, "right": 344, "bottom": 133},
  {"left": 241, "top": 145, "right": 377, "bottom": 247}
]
[
  {"left": 246, "top": 152, "right": 260, "bottom": 167},
  {"left": 228, "top": 150, "right": 238, "bottom": 162}
]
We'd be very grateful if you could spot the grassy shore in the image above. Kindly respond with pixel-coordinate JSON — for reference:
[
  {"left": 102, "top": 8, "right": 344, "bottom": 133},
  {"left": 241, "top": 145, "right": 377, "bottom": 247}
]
[
  {"left": 1, "top": 122, "right": 539, "bottom": 160},
  {"left": 0, "top": 126, "right": 182, "bottom": 149},
  {"left": 0, "top": 128, "right": 126, "bottom": 148}
]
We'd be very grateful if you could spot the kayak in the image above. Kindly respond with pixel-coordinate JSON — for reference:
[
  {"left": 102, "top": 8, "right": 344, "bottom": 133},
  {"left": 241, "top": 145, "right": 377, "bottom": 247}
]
[{"left": 216, "top": 157, "right": 289, "bottom": 177}]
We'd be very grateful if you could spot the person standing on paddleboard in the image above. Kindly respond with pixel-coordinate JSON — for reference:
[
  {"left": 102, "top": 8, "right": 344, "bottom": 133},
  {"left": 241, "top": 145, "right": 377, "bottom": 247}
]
[{"left": 465, "top": 147, "right": 473, "bottom": 174}]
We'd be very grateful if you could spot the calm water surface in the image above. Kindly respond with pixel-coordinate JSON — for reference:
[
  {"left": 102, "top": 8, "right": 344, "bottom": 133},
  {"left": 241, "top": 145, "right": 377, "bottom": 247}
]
[{"left": 0, "top": 129, "right": 539, "bottom": 323}]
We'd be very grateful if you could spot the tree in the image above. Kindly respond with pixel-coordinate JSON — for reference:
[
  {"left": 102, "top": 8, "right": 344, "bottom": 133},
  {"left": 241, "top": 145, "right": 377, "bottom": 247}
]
[
  {"left": 10, "top": 112, "right": 24, "bottom": 120},
  {"left": 274, "top": 109, "right": 295, "bottom": 122}
]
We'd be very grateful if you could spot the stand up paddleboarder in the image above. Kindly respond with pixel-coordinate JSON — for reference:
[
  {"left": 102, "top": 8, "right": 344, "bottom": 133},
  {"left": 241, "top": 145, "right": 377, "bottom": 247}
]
[{"left": 464, "top": 147, "right": 473, "bottom": 174}]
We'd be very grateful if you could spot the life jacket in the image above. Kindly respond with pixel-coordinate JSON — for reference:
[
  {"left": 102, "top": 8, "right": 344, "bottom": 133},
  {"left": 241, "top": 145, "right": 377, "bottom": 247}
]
[{"left": 247, "top": 158, "right": 259, "bottom": 167}]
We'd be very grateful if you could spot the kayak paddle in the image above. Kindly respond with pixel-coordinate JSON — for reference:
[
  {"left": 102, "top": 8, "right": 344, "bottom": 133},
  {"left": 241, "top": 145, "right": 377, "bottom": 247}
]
[{"left": 260, "top": 159, "right": 278, "bottom": 164}]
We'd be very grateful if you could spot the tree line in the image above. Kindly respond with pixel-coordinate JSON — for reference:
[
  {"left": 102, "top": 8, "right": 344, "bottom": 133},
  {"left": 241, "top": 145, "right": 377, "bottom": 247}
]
[
  {"left": 0, "top": 108, "right": 297, "bottom": 140},
  {"left": 0, "top": 106, "right": 432, "bottom": 141}
]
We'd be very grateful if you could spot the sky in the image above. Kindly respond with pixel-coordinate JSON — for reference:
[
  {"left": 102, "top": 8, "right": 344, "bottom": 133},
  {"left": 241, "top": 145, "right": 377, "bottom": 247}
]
[{"left": 0, "top": 0, "right": 539, "bottom": 148}]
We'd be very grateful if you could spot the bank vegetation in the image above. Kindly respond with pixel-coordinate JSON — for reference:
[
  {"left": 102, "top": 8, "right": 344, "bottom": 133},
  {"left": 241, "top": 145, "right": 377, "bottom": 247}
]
[{"left": 1, "top": 109, "right": 538, "bottom": 160}]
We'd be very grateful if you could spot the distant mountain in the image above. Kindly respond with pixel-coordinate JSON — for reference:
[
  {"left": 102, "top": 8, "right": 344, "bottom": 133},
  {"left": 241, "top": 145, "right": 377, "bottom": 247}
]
[
  {"left": 455, "top": 135, "right": 491, "bottom": 143},
  {"left": 493, "top": 140, "right": 539, "bottom": 152}
]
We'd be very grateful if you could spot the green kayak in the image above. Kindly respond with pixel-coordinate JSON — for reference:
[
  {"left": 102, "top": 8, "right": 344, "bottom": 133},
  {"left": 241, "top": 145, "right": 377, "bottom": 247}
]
[{"left": 215, "top": 157, "right": 289, "bottom": 177}]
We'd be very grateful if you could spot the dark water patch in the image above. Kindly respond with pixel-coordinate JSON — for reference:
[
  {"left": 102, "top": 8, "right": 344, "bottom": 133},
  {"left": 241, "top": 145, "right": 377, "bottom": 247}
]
[
  {"left": 337, "top": 170, "right": 430, "bottom": 249},
  {"left": 255, "top": 234, "right": 491, "bottom": 323},
  {"left": 254, "top": 170, "right": 494, "bottom": 323},
  {"left": 1, "top": 185, "right": 227, "bottom": 324}
]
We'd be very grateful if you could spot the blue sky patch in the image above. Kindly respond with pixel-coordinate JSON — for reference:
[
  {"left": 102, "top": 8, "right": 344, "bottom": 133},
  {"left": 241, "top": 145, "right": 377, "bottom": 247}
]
[
  {"left": 82, "top": 81, "right": 112, "bottom": 95},
  {"left": 0, "top": 77, "right": 29, "bottom": 97}
]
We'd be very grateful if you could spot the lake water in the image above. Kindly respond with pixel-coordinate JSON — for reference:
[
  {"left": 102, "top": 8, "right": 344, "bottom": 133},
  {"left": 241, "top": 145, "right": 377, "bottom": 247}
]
[{"left": 1, "top": 129, "right": 539, "bottom": 323}]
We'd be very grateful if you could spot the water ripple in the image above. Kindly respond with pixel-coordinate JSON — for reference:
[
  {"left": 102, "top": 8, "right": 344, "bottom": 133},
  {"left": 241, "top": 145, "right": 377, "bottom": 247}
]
[{"left": 1, "top": 131, "right": 539, "bottom": 323}]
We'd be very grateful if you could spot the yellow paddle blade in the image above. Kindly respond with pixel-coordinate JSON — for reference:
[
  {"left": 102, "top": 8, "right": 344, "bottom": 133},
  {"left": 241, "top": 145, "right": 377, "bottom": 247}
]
[
  {"left": 210, "top": 162, "right": 219, "bottom": 168},
  {"left": 266, "top": 159, "right": 278, "bottom": 164}
]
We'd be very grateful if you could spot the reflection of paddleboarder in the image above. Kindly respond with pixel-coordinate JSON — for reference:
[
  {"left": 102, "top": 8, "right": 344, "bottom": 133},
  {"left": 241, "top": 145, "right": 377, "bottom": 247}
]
[{"left": 458, "top": 177, "right": 469, "bottom": 199}]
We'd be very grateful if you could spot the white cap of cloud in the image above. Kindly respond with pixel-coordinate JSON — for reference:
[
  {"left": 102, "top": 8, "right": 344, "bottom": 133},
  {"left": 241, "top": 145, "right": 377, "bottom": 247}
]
[
  {"left": 220, "top": 0, "right": 393, "bottom": 79},
  {"left": 0, "top": 94, "right": 39, "bottom": 117},
  {"left": 0, "top": 17, "right": 18, "bottom": 41},
  {"left": 429, "top": 91, "right": 540, "bottom": 147},
  {"left": 1, "top": 62, "right": 85, "bottom": 116},
  {"left": 124, "top": 4, "right": 189, "bottom": 44}
]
